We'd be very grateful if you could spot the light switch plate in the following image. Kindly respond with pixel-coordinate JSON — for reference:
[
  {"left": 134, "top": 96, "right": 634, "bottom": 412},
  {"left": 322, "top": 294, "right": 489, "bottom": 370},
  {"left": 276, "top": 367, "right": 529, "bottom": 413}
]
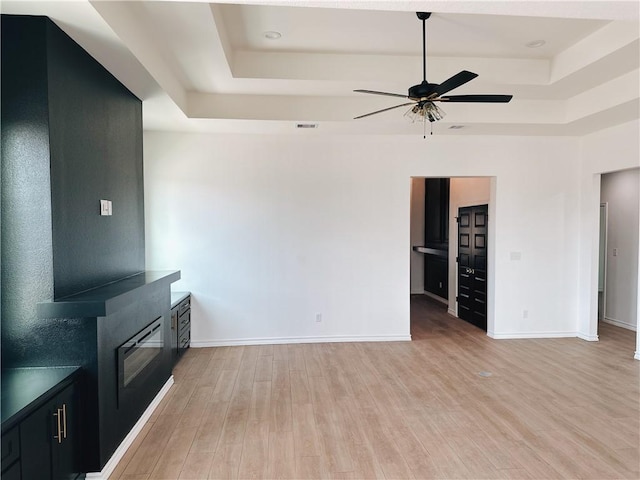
[{"left": 100, "top": 200, "right": 112, "bottom": 216}]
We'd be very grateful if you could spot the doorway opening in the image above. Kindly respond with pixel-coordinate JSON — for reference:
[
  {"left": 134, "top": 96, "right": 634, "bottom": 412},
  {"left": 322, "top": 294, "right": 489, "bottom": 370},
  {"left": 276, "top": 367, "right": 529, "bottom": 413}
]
[
  {"left": 596, "top": 169, "right": 639, "bottom": 351},
  {"left": 410, "top": 176, "right": 495, "bottom": 336}
]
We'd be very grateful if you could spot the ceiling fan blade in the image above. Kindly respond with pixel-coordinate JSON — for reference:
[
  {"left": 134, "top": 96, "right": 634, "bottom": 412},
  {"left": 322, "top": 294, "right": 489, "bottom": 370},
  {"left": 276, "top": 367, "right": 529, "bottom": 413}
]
[
  {"left": 433, "top": 70, "right": 479, "bottom": 96},
  {"left": 354, "top": 89, "right": 408, "bottom": 99},
  {"left": 436, "top": 94, "right": 513, "bottom": 103},
  {"left": 354, "top": 102, "right": 415, "bottom": 119}
]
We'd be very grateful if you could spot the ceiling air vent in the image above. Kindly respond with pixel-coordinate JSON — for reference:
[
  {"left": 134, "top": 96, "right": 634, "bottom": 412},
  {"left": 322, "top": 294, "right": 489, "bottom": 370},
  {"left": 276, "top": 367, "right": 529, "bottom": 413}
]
[
  {"left": 296, "top": 123, "right": 318, "bottom": 129},
  {"left": 449, "top": 125, "right": 465, "bottom": 130}
]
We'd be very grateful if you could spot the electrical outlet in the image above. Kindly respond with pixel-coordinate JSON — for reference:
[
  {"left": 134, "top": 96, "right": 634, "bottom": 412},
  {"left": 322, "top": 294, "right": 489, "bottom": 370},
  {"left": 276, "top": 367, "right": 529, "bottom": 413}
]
[
  {"left": 315, "top": 313, "right": 322, "bottom": 323},
  {"left": 523, "top": 310, "right": 528, "bottom": 319},
  {"left": 613, "top": 248, "right": 618, "bottom": 257}
]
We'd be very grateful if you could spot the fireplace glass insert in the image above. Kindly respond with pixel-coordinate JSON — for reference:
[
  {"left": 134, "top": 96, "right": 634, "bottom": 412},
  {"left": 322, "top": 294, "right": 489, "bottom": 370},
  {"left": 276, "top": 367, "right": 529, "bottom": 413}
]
[{"left": 117, "top": 316, "right": 164, "bottom": 405}]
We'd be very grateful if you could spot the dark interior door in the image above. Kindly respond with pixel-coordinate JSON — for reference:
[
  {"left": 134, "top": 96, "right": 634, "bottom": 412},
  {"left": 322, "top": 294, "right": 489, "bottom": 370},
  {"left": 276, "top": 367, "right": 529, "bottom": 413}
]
[{"left": 457, "top": 205, "right": 488, "bottom": 330}]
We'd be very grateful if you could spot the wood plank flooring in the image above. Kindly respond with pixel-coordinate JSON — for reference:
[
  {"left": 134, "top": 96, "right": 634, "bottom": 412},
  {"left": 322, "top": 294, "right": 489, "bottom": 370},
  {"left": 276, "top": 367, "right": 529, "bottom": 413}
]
[{"left": 109, "top": 295, "right": 639, "bottom": 479}]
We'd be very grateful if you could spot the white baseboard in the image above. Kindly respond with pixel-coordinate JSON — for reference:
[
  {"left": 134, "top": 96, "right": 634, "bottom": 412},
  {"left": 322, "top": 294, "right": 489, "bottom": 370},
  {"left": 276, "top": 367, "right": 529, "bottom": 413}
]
[
  {"left": 85, "top": 375, "right": 175, "bottom": 480},
  {"left": 447, "top": 308, "right": 457, "bottom": 317},
  {"left": 635, "top": 351, "right": 640, "bottom": 361},
  {"left": 577, "top": 332, "right": 600, "bottom": 341},
  {"left": 603, "top": 317, "right": 637, "bottom": 332},
  {"left": 422, "top": 291, "right": 448, "bottom": 305},
  {"left": 488, "top": 331, "right": 579, "bottom": 340},
  {"left": 192, "top": 334, "right": 411, "bottom": 348}
]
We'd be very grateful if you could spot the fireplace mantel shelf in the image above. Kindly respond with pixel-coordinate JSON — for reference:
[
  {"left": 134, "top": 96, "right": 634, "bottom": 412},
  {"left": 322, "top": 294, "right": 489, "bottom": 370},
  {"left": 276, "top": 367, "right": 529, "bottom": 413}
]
[{"left": 37, "top": 270, "right": 180, "bottom": 318}]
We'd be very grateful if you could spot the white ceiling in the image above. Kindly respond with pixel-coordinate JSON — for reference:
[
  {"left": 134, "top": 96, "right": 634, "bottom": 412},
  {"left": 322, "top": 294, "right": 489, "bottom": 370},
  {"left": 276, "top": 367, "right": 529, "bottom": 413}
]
[
  {"left": 220, "top": 5, "right": 606, "bottom": 58},
  {"left": 2, "top": 0, "right": 639, "bottom": 136}
]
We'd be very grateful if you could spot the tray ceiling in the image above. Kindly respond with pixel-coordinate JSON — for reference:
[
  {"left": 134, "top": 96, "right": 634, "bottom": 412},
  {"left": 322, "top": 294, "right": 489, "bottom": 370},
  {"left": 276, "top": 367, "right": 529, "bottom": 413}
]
[{"left": 2, "top": 0, "right": 639, "bottom": 136}]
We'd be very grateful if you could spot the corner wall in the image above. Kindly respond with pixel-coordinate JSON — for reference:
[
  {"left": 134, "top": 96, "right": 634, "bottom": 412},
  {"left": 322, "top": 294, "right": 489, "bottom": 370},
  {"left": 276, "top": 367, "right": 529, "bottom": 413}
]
[{"left": 578, "top": 119, "right": 640, "bottom": 355}]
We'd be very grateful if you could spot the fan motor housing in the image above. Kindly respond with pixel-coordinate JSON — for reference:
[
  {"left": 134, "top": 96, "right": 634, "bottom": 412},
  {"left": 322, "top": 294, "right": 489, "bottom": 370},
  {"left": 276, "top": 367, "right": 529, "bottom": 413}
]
[{"left": 408, "top": 81, "right": 438, "bottom": 100}]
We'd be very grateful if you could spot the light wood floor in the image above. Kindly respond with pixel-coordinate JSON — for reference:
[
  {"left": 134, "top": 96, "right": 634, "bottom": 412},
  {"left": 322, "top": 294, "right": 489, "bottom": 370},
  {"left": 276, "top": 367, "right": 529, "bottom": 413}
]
[{"left": 109, "top": 296, "right": 639, "bottom": 479}]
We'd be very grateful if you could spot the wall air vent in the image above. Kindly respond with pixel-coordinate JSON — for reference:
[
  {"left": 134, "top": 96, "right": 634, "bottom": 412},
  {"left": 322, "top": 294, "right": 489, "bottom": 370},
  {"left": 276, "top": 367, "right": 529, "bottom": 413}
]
[{"left": 296, "top": 123, "right": 318, "bottom": 129}]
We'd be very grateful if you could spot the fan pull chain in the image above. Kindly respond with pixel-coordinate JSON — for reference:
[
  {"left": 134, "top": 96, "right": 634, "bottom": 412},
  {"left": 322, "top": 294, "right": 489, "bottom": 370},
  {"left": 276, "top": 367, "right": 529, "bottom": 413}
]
[{"left": 422, "top": 119, "right": 434, "bottom": 139}]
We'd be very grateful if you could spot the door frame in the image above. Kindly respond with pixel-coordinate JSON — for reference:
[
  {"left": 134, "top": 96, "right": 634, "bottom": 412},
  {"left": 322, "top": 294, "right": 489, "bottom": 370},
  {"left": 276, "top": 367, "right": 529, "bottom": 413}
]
[
  {"left": 409, "top": 175, "right": 497, "bottom": 336},
  {"left": 598, "top": 202, "right": 608, "bottom": 322},
  {"left": 587, "top": 171, "right": 640, "bottom": 360}
]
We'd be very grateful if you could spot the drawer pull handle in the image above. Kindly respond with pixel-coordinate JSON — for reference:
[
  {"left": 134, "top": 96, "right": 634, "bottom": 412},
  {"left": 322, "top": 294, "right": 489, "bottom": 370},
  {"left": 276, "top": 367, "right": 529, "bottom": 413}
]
[
  {"left": 53, "top": 408, "right": 62, "bottom": 443},
  {"left": 62, "top": 404, "right": 67, "bottom": 439}
]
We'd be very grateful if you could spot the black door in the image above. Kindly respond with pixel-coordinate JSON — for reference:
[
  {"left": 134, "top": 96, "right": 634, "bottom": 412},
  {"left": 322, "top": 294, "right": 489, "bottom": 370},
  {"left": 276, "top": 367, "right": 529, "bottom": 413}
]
[{"left": 457, "top": 205, "right": 488, "bottom": 330}]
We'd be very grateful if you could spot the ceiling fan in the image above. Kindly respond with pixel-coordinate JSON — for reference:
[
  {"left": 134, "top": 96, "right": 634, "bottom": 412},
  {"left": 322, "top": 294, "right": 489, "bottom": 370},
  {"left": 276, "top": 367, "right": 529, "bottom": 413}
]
[{"left": 354, "top": 12, "right": 513, "bottom": 136}]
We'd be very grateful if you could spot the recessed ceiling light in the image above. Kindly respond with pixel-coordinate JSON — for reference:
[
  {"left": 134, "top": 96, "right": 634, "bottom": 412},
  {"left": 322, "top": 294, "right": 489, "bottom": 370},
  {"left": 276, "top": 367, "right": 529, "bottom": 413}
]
[
  {"left": 525, "top": 39, "right": 546, "bottom": 48},
  {"left": 263, "top": 31, "right": 282, "bottom": 40}
]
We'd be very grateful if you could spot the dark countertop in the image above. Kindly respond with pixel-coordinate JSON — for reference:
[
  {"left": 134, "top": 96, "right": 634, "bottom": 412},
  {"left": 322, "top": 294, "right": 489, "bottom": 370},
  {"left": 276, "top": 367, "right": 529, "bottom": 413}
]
[
  {"left": 412, "top": 246, "right": 448, "bottom": 257},
  {"left": 37, "top": 270, "right": 181, "bottom": 318},
  {"left": 1, "top": 366, "right": 81, "bottom": 433},
  {"left": 171, "top": 291, "right": 190, "bottom": 309}
]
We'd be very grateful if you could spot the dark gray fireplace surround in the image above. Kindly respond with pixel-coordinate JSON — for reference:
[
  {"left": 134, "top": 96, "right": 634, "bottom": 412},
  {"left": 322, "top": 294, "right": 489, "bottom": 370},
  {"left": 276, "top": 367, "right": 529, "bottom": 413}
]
[
  {"left": 1, "top": 15, "right": 177, "bottom": 472},
  {"left": 36, "top": 270, "right": 180, "bottom": 471}
]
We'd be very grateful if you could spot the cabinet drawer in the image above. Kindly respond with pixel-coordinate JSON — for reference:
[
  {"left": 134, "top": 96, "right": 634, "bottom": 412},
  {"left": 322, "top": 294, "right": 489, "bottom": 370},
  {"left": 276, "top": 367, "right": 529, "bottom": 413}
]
[
  {"left": 1, "top": 426, "right": 20, "bottom": 471},
  {"left": 178, "top": 309, "right": 190, "bottom": 331},
  {"left": 179, "top": 328, "right": 190, "bottom": 349},
  {"left": 178, "top": 297, "right": 190, "bottom": 316},
  {"left": 179, "top": 320, "right": 190, "bottom": 339},
  {"left": 2, "top": 460, "right": 20, "bottom": 480}
]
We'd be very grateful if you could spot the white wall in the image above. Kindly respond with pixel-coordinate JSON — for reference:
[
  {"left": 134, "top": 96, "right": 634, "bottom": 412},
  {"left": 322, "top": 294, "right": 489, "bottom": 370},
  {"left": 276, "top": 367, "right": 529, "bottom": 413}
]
[
  {"left": 448, "top": 177, "right": 492, "bottom": 315},
  {"left": 409, "top": 178, "right": 425, "bottom": 294},
  {"left": 601, "top": 168, "right": 639, "bottom": 330},
  {"left": 578, "top": 120, "right": 640, "bottom": 357},
  {"left": 144, "top": 131, "right": 592, "bottom": 345}
]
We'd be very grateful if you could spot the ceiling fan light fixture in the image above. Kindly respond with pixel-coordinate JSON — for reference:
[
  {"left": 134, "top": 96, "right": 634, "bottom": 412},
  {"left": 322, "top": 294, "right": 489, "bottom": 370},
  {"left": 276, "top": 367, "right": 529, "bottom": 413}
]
[{"left": 403, "top": 102, "right": 446, "bottom": 123}]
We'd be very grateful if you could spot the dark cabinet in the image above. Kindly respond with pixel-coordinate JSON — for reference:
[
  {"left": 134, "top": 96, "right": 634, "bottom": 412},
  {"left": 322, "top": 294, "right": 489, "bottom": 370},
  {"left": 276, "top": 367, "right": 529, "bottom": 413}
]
[
  {"left": 20, "top": 382, "right": 81, "bottom": 480},
  {"left": 1, "top": 427, "right": 20, "bottom": 477},
  {"left": 423, "top": 178, "right": 450, "bottom": 299},
  {"left": 424, "top": 178, "right": 450, "bottom": 248},
  {"left": 424, "top": 255, "right": 448, "bottom": 299},
  {"left": 171, "top": 294, "right": 191, "bottom": 364},
  {"left": 3, "top": 462, "right": 21, "bottom": 480},
  {"left": 1, "top": 368, "right": 82, "bottom": 480}
]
